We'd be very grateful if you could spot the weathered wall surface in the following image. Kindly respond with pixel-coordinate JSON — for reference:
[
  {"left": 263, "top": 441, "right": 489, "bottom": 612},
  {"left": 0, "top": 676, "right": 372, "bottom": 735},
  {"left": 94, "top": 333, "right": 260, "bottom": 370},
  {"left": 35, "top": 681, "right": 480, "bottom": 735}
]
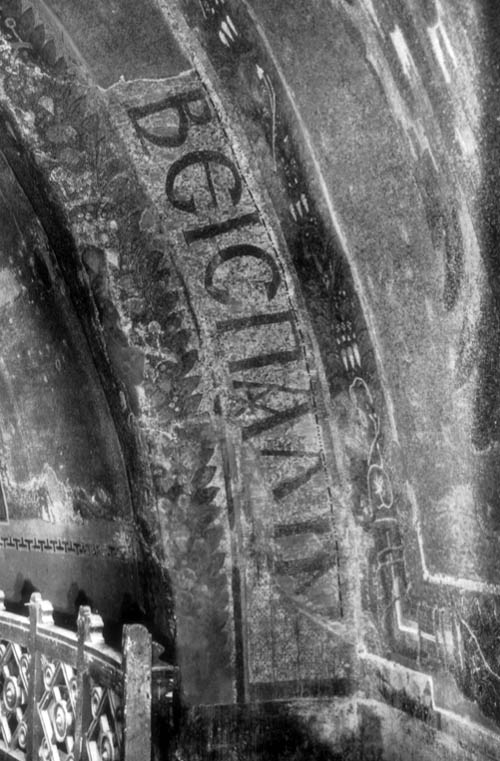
[
  {"left": 1, "top": 0, "right": 500, "bottom": 758},
  {"left": 173, "top": 0, "right": 500, "bottom": 751},
  {"left": 0, "top": 0, "right": 188, "bottom": 640},
  {"left": 0, "top": 0, "right": 354, "bottom": 705}
]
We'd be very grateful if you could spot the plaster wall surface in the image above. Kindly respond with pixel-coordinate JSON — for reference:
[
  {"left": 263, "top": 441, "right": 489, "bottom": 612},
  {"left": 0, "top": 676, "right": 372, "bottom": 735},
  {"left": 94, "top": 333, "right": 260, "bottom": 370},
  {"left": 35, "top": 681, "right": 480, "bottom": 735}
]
[{"left": 0, "top": 1, "right": 499, "bottom": 758}]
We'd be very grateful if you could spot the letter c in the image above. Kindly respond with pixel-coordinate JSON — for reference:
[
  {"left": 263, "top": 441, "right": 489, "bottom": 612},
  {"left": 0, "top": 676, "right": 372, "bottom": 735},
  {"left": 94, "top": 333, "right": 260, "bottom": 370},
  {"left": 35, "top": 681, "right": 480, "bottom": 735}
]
[{"left": 205, "top": 244, "right": 281, "bottom": 304}]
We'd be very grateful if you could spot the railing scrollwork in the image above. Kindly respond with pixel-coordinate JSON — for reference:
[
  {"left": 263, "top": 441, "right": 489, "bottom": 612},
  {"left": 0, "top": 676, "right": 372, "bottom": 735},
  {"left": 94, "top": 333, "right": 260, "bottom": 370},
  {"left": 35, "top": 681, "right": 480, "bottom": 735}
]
[{"left": 0, "top": 590, "right": 173, "bottom": 760}]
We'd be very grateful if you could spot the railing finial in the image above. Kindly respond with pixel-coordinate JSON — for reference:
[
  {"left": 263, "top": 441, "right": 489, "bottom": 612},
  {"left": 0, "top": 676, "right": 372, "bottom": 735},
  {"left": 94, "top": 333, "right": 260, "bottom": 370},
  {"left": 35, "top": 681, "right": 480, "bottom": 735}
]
[
  {"left": 77, "top": 605, "right": 104, "bottom": 645},
  {"left": 28, "top": 593, "right": 54, "bottom": 627}
]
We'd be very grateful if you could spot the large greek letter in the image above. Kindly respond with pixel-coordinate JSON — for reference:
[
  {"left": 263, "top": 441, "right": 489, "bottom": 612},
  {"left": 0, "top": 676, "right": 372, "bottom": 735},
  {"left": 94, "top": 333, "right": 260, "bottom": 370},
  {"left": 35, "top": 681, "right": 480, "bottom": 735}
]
[
  {"left": 128, "top": 90, "right": 211, "bottom": 149},
  {"left": 165, "top": 150, "right": 242, "bottom": 213},
  {"left": 217, "top": 310, "right": 302, "bottom": 377},
  {"left": 205, "top": 244, "right": 281, "bottom": 304}
]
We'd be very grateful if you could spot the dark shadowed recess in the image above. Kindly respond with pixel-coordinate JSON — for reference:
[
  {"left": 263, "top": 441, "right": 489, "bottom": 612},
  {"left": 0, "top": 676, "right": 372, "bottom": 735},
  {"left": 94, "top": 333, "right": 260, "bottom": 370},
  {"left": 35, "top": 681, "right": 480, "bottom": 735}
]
[
  {"left": 0, "top": 112, "right": 139, "bottom": 507},
  {"left": 0, "top": 107, "right": 175, "bottom": 655},
  {"left": 474, "top": 0, "right": 500, "bottom": 454},
  {"left": 0, "top": 147, "right": 132, "bottom": 510},
  {"left": 162, "top": 702, "right": 384, "bottom": 761},
  {"left": 39, "top": 0, "right": 190, "bottom": 87}
]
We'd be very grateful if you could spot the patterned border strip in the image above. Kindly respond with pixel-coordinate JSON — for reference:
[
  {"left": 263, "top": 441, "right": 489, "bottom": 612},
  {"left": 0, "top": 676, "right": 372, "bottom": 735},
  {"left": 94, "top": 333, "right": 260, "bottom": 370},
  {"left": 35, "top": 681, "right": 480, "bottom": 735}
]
[{"left": 0, "top": 536, "right": 133, "bottom": 560}]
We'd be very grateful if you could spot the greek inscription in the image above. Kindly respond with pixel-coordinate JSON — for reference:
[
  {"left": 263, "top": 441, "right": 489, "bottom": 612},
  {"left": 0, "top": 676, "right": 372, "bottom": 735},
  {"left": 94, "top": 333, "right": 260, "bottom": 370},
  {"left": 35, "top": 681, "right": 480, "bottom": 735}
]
[
  {"left": 242, "top": 401, "right": 311, "bottom": 441},
  {"left": 127, "top": 89, "right": 211, "bottom": 149},
  {"left": 205, "top": 244, "right": 281, "bottom": 304},
  {"left": 272, "top": 456, "right": 322, "bottom": 500},
  {"left": 230, "top": 378, "right": 314, "bottom": 460},
  {"left": 183, "top": 211, "right": 260, "bottom": 243},
  {"left": 275, "top": 549, "right": 338, "bottom": 597},
  {"left": 232, "top": 380, "right": 307, "bottom": 418},
  {"left": 273, "top": 516, "right": 331, "bottom": 538},
  {"left": 275, "top": 552, "right": 335, "bottom": 577},
  {"left": 113, "top": 74, "right": 344, "bottom": 692},
  {"left": 217, "top": 310, "right": 302, "bottom": 373},
  {"left": 165, "top": 150, "right": 242, "bottom": 213}
]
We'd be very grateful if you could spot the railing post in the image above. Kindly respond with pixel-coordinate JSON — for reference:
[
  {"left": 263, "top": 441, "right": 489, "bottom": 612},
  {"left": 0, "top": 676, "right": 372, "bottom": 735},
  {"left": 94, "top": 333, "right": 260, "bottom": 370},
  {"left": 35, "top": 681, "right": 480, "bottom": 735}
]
[
  {"left": 27, "top": 593, "right": 53, "bottom": 760},
  {"left": 122, "top": 624, "right": 152, "bottom": 761},
  {"left": 76, "top": 605, "right": 105, "bottom": 761}
]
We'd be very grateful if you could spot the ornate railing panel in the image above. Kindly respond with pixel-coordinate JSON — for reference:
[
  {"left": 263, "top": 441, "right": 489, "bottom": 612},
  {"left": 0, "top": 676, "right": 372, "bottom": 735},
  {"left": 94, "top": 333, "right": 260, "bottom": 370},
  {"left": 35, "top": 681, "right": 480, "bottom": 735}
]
[
  {"left": 0, "top": 590, "right": 171, "bottom": 760},
  {"left": 38, "top": 656, "right": 78, "bottom": 760},
  {"left": 0, "top": 640, "right": 30, "bottom": 754},
  {"left": 86, "top": 679, "right": 122, "bottom": 761}
]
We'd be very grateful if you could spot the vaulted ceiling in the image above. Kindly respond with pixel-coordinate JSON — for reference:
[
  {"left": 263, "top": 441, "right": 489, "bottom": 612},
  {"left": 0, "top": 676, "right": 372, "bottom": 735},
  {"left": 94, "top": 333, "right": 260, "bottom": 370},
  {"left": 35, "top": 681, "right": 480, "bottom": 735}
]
[{"left": 0, "top": 1, "right": 499, "bottom": 758}]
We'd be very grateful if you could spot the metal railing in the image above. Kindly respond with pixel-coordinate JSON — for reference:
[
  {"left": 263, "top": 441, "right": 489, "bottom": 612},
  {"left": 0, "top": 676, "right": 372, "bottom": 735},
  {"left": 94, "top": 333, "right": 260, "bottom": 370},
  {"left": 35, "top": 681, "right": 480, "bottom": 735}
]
[{"left": 0, "top": 590, "right": 174, "bottom": 760}]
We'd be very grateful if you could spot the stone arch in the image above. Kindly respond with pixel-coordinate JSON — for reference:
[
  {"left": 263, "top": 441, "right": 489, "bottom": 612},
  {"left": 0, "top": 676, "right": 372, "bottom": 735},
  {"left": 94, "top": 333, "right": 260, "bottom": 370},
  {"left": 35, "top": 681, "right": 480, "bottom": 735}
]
[
  {"left": 3, "top": 1, "right": 500, "bottom": 758},
  {"left": 0, "top": 0, "right": 358, "bottom": 706}
]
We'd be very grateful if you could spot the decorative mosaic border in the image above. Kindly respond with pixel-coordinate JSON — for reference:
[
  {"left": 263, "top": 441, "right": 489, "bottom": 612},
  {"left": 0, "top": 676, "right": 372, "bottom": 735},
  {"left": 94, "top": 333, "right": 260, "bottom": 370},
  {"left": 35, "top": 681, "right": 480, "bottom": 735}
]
[{"left": 0, "top": 535, "right": 133, "bottom": 561}]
